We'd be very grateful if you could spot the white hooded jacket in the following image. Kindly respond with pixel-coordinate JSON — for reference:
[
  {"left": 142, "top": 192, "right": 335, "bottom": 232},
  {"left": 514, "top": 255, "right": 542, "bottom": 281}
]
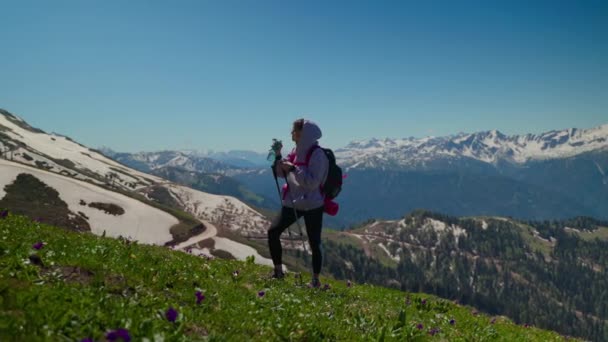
[{"left": 275, "top": 120, "right": 329, "bottom": 211}]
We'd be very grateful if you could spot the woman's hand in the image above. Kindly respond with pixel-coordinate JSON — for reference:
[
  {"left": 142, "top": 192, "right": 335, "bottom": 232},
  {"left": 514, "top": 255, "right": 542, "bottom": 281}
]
[{"left": 280, "top": 161, "right": 295, "bottom": 173}]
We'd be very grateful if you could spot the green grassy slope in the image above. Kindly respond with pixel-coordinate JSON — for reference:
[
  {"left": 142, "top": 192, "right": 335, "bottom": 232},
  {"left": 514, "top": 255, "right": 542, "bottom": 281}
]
[{"left": 0, "top": 212, "right": 573, "bottom": 341}]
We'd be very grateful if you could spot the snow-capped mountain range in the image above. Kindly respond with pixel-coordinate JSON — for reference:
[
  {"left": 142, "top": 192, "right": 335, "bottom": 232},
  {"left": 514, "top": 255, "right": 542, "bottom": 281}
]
[
  {"left": 101, "top": 123, "right": 608, "bottom": 174},
  {"left": 92, "top": 121, "right": 608, "bottom": 226},
  {"left": 100, "top": 147, "right": 267, "bottom": 174},
  {"left": 335, "top": 124, "right": 608, "bottom": 170},
  {"left": 102, "top": 149, "right": 243, "bottom": 175}
]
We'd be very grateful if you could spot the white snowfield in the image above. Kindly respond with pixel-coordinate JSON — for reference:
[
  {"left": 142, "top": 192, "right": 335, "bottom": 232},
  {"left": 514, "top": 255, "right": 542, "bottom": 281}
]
[
  {"left": 213, "top": 236, "right": 275, "bottom": 267},
  {"left": 0, "top": 111, "right": 278, "bottom": 267},
  {"left": 164, "top": 185, "right": 276, "bottom": 265},
  {"left": 0, "top": 114, "right": 164, "bottom": 190},
  {"left": 166, "top": 184, "right": 270, "bottom": 236},
  {"left": 336, "top": 124, "right": 608, "bottom": 169},
  {"left": 0, "top": 159, "right": 178, "bottom": 245},
  {"left": 173, "top": 220, "right": 218, "bottom": 250},
  {"left": 0, "top": 157, "right": 276, "bottom": 266},
  {"left": 172, "top": 216, "right": 275, "bottom": 267}
]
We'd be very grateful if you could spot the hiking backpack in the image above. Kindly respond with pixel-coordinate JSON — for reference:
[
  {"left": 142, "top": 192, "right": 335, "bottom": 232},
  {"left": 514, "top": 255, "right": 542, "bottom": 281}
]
[{"left": 304, "top": 145, "right": 343, "bottom": 200}]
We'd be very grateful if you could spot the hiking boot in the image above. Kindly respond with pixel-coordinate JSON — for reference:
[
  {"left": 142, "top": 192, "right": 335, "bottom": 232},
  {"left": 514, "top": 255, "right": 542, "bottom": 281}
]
[
  {"left": 268, "top": 270, "right": 285, "bottom": 280},
  {"left": 308, "top": 277, "right": 321, "bottom": 288}
]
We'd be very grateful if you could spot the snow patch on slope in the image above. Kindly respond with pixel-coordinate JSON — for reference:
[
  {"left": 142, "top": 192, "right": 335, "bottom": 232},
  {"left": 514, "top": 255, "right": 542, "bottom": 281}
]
[
  {"left": 0, "top": 172, "right": 18, "bottom": 200},
  {"left": 428, "top": 218, "right": 447, "bottom": 232},
  {"left": 0, "top": 113, "right": 163, "bottom": 190},
  {"left": 166, "top": 184, "right": 269, "bottom": 236},
  {"left": 378, "top": 242, "right": 400, "bottom": 262},
  {"left": 0, "top": 159, "right": 178, "bottom": 244},
  {"left": 213, "top": 237, "right": 274, "bottom": 267}
]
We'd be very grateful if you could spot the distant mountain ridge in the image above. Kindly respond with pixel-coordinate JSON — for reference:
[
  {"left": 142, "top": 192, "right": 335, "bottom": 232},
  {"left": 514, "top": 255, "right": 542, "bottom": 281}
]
[
  {"left": 103, "top": 149, "right": 242, "bottom": 174},
  {"left": 98, "top": 123, "right": 608, "bottom": 226},
  {"left": 321, "top": 210, "right": 608, "bottom": 341},
  {"left": 336, "top": 124, "right": 608, "bottom": 170},
  {"left": 100, "top": 147, "right": 268, "bottom": 171},
  {"left": 101, "top": 123, "right": 608, "bottom": 173}
]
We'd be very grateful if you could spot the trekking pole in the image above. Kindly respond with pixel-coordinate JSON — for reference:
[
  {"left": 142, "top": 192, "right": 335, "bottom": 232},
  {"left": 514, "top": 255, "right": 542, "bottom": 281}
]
[
  {"left": 281, "top": 168, "right": 312, "bottom": 286},
  {"left": 281, "top": 168, "right": 308, "bottom": 254},
  {"left": 268, "top": 139, "right": 298, "bottom": 249},
  {"left": 267, "top": 139, "right": 308, "bottom": 253},
  {"left": 270, "top": 158, "right": 296, "bottom": 249}
]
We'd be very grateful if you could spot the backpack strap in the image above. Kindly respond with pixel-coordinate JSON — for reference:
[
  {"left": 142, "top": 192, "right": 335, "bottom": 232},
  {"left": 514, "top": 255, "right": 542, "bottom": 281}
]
[
  {"left": 284, "top": 144, "right": 325, "bottom": 199},
  {"left": 294, "top": 144, "right": 320, "bottom": 166},
  {"left": 304, "top": 145, "right": 325, "bottom": 195},
  {"left": 306, "top": 144, "right": 321, "bottom": 165},
  {"left": 286, "top": 148, "right": 296, "bottom": 163}
]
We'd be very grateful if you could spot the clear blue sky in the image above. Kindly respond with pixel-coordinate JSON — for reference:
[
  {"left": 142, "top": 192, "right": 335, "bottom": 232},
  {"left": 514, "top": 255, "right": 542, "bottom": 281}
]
[{"left": 1, "top": 0, "right": 606, "bottom": 153}]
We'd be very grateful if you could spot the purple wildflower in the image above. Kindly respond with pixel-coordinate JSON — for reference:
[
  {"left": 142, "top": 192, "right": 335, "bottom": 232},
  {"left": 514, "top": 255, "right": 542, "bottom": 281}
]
[
  {"left": 258, "top": 290, "right": 266, "bottom": 298},
  {"left": 0, "top": 210, "right": 8, "bottom": 219},
  {"left": 106, "top": 328, "right": 131, "bottom": 342},
  {"left": 32, "top": 242, "right": 44, "bottom": 250},
  {"left": 165, "top": 307, "right": 178, "bottom": 322},
  {"left": 421, "top": 299, "right": 427, "bottom": 305},
  {"left": 323, "top": 284, "right": 331, "bottom": 290},
  {"left": 416, "top": 323, "right": 424, "bottom": 330},
  {"left": 346, "top": 280, "right": 352, "bottom": 288},
  {"left": 429, "top": 328, "right": 440, "bottom": 336},
  {"left": 449, "top": 319, "right": 456, "bottom": 325},
  {"left": 195, "top": 291, "right": 205, "bottom": 304}
]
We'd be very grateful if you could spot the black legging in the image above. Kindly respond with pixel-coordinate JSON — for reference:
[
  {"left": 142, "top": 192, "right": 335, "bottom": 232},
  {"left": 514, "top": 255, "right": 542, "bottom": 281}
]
[{"left": 268, "top": 205, "right": 324, "bottom": 274}]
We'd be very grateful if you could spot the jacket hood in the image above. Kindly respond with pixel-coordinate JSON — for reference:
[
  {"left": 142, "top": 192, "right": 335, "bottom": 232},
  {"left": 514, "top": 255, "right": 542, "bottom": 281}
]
[{"left": 296, "top": 120, "right": 322, "bottom": 161}]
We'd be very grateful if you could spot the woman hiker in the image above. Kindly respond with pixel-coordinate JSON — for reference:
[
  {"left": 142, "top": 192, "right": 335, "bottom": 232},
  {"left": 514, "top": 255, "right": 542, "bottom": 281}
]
[{"left": 268, "top": 118, "right": 329, "bottom": 288}]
